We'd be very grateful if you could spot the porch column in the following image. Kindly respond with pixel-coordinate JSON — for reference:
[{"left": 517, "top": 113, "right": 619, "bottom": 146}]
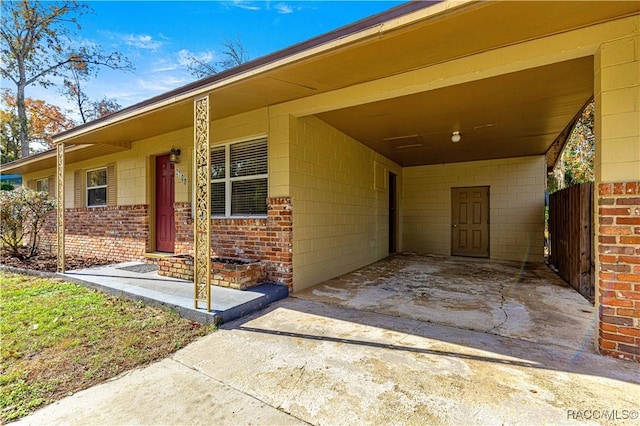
[
  {"left": 56, "top": 143, "right": 65, "bottom": 273},
  {"left": 193, "top": 95, "right": 211, "bottom": 310},
  {"left": 594, "top": 32, "right": 640, "bottom": 362}
]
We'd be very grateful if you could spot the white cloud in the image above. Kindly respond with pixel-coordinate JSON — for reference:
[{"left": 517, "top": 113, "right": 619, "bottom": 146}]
[
  {"left": 123, "top": 34, "right": 164, "bottom": 51},
  {"left": 177, "top": 49, "right": 215, "bottom": 67},
  {"left": 231, "top": 1, "right": 261, "bottom": 11},
  {"left": 274, "top": 3, "right": 294, "bottom": 14}
]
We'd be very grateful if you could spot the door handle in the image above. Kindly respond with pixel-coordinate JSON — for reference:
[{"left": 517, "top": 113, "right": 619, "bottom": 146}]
[{"left": 452, "top": 224, "right": 457, "bottom": 228}]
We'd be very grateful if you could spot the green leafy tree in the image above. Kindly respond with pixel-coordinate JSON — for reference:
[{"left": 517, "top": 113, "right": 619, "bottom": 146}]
[
  {"left": 0, "top": 0, "right": 133, "bottom": 158},
  {"left": 548, "top": 100, "right": 594, "bottom": 193},
  {"left": 0, "top": 187, "right": 56, "bottom": 259},
  {"left": 562, "top": 100, "right": 594, "bottom": 186}
]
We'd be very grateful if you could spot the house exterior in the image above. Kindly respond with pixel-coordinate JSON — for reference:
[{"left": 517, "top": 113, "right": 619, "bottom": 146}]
[{"left": 3, "top": 1, "right": 639, "bottom": 361}]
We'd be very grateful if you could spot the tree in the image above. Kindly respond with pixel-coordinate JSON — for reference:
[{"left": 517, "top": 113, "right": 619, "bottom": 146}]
[
  {"left": 548, "top": 100, "right": 595, "bottom": 193},
  {"left": 1, "top": 90, "right": 74, "bottom": 163},
  {"left": 185, "top": 37, "right": 249, "bottom": 78},
  {"left": 62, "top": 63, "right": 122, "bottom": 123},
  {"left": 562, "top": 100, "right": 594, "bottom": 186},
  {"left": 0, "top": 0, "right": 133, "bottom": 158}
]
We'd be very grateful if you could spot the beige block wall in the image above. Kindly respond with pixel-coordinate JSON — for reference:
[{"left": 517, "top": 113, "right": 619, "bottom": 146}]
[
  {"left": 403, "top": 156, "right": 546, "bottom": 263},
  {"left": 289, "top": 115, "right": 402, "bottom": 291},
  {"left": 594, "top": 32, "right": 640, "bottom": 183},
  {"left": 22, "top": 108, "right": 276, "bottom": 209}
]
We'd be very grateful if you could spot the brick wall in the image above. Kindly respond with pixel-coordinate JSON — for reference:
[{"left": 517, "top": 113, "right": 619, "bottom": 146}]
[
  {"left": 597, "top": 182, "right": 640, "bottom": 362},
  {"left": 40, "top": 205, "right": 150, "bottom": 262},
  {"left": 175, "top": 197, "right": 293, "bottom": 289},
  {"left": 39, "top": 198, "right": 293, "bottom": 290}
]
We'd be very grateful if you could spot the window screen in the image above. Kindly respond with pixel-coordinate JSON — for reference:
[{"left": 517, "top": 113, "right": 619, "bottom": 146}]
[
  {"left": 231, "top": 178, "right": 268, "bottom": 216},
  {"left": 230, "top": 140, "right": 267, "bottom": 177},
  {"left": 210, "top": 138, "right": 268, "bottom": 216},
  {"left": 87, "top": 168, "right": 107, "bottom": 207}
]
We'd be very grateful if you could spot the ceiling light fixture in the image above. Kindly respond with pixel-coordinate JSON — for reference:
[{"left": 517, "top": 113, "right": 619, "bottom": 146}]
[{"left": 451, "top": 131, "right": 461, "bottom": 143}]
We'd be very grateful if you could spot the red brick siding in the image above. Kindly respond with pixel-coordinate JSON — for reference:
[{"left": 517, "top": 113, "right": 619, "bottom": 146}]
[
  {"left": 175, "top": 197, "right": 293, "bottom": 289},
  {"left": 40, "top": 205, "right": 150, "bottom": 262},
  {"left": 597, "top": 182, "right": 640, "bottom": 362},
  {"left": 40, "top": 198, "right": 293, "bottom": 290}
]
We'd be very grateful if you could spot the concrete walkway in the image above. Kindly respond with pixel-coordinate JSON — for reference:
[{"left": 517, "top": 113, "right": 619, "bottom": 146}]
[
  {"left": 17, "top": 297, "right": 640, "bottom": 426},
  {"left": 59, "top": 261, "right": 288, "bottom": 324}
]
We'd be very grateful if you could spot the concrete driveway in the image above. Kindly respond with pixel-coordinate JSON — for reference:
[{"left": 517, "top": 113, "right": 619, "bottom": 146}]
[
  {"left": 296, "top": 253, "right": 596, "bottom": 351},
  {"left": 18, "top": 255, "right": 640, "bottom": 425}
]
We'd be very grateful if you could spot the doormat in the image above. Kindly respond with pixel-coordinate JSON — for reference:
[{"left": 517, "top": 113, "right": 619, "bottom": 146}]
[{"left": 117, "top": 263, "right": 158, "bottom": 274}]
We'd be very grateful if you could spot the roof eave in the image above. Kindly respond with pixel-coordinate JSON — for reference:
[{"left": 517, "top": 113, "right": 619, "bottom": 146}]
[{"left": 53, "top": 0, "right": 464, "bottom": 144}]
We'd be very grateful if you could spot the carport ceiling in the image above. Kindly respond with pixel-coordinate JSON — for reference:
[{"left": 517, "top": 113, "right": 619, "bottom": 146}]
[{"left": 317, "top": 57, "right": 594, "bottom": 167}]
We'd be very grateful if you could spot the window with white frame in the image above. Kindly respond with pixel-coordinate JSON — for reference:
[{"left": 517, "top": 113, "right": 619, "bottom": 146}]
[
  {"left": 35, "top": 178, "right": 49, "bottom": 193},
  {"left": 86, "top": 168, "right": 107, "bottom": 207},
  {"left": 211, "top": 138, "right": 268, "bottom": 216}
]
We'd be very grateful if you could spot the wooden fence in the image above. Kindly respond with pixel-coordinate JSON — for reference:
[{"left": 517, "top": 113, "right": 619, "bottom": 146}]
[{"left": 548, "top": 182, "right": 594, "bottom": 302}]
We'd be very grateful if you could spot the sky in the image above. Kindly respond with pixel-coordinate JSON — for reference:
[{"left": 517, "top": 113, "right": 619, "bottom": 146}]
[{"left": 20, "top": 0, "right": 405, "bottom": 120}]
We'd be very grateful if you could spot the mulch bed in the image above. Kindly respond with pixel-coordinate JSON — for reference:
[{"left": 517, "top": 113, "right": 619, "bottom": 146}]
[{"left": 0, "top": 248, "right": 113, "bottom": 273}]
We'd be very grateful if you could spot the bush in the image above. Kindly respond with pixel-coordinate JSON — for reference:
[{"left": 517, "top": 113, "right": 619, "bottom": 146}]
[{"left": 0, "top": 188, "right": 56, "bottom": 258}]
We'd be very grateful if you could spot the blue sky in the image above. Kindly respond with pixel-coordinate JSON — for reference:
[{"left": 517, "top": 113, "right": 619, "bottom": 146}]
[{"left": 25, "top": 1, "right": 405, "bottom": 118}]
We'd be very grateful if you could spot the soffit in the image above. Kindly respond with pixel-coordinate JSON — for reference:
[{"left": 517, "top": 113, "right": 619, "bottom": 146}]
[
  {"left": 2, "top": 144, "right": 130, "bottom": 175},
  {"left": 317, "top": 57, "right": 594, "bottom": 167}
]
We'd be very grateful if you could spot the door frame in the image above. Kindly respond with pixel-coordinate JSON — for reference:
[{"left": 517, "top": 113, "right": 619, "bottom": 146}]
[
  {"left": 451, "top": 185, "right": 490, "bottom": 258},
  {"left": 154, "top": 153, "right": 176, "bottom": 253},
  {"left": 389, "top": 171, "right": 398, "bottom": 254}
]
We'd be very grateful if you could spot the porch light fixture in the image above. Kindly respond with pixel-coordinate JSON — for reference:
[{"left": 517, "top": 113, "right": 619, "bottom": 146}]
[
  {"left": 451, "top": 131, "right": 461, "bottom": 143},
  {"left": 169, "top": 148, "right": 181, "bottom": 164}
]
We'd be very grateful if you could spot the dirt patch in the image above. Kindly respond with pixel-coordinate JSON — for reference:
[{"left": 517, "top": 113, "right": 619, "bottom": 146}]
[{"left": 0, "top": 248, "right": 113, "bottom": 272}]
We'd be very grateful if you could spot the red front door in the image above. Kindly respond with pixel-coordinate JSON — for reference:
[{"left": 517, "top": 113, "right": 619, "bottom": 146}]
[{"left": 156, "top": 155, "right": 175, "bottom": 252}]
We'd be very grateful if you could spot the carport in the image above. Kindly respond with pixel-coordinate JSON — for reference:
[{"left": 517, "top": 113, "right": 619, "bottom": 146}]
[
  {"left": 296, "top": 254, "right": 595, "bottom": 352},
  {"left": 268, "top": 1, "right": 639, "bottom": 361}
]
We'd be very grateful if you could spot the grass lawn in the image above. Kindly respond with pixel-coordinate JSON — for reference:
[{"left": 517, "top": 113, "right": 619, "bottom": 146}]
[{"left": 0, "top": 272, "right": 215, "bottom": 422}]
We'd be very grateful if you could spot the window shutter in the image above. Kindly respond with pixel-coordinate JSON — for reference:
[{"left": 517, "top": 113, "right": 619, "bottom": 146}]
[
  {"left": 27, "top": 179, "right": 35, "bottom": 190},
  {"left": 47, "top": 175, "right": 55, "bottom": 199},
  {"left": 74, "top": 170, "right": 82, "bottom": 208},
  {"left": 107, "top": 164, "right": 116, "bottom": 206}
]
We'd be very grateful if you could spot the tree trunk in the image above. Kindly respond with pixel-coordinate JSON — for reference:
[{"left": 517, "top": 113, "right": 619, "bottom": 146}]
[{"left": 17, "top": 81, "right": 29, "bottom": 158}]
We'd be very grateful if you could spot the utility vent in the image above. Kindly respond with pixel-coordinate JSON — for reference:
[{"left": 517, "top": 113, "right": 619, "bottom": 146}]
[{"left": 382, "top": 134, "right": 424, "bottom": 150}]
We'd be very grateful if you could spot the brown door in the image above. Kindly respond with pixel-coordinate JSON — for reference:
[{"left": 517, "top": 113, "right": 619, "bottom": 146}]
[
  {"left": 451, "top": 186, "right": 489, "bottom": 258},
  {"left": 389, "top": 172, "right": 397, "bottom": 253},
  {"left": 156, "top": 155, "right": 175, "bottom": 252}
]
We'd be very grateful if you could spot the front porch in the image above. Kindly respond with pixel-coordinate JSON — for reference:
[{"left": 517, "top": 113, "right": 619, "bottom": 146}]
[{"left": 58, "top": 262, "right": 288, "bottom": 325}]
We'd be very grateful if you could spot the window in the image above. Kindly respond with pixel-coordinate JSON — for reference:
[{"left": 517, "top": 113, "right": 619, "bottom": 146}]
[
  {"left": 35, "top": 178, "right": 49, "bottom": 193},
  {"left": 211, "top": 138, "right": 268, "bottom": 216},
  {"left": 87, "top": 168, "right": 107, "bottom": 207}
]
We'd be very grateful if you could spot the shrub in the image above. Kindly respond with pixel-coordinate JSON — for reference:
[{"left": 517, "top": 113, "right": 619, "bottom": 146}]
[{"left": 0, "top": 188, "right": 56, "bottom": 258}]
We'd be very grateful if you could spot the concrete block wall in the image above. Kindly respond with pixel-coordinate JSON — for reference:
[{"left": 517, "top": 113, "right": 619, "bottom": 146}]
[
  {"left": 403, "top": 156, "right": 546, "bottom": 263},
  {"left": 289, "top": 115, "right": 402, "bottom": 291}
]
